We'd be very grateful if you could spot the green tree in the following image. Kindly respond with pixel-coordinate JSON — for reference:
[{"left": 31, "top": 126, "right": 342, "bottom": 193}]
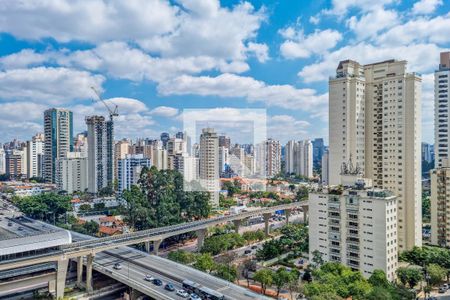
[
  {"left": 426, "top": 263, "right": 446, "bottom": 286},
  {"left": 79, "top": 204, "right": 92, "bottom": 212},
  {"left": 396, "top": 267, "right": 423, "bottom": 288},
  {"left": 167, "top": 250, "right": 195, "bottom": 264},
  {"left": 194, "top": 253, "right": 215, "bottom": 273},
  {"left": 273, "top": 267, "right": 291, "bottom": 297},
  {"left": 368, "top": 270, "right": 389, "bottom": 288},
  {"left": 215, "top": 263, "right": 237, "bottom": 282},
  {"left": 365, "top": 286, "right": 392, "bottom": 300},
  {"left": 83, "top": 220, "right": 99, "bottom": 235},
  {"left": 253, "top": 269, "right": 274, "bottom": 295},
  {"left": 311, "top": 250, "right": 324, "bottom": 268},
  {"left": 14, "top": 193, "right": 71, "bottom": 223},
  {"left": 241, "top": 260, "right": 257, "bottom": 287}
]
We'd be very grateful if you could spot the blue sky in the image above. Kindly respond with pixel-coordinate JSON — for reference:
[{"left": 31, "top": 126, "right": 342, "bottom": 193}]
[{"left": 0, "top": 0, "right": 449, "bottom": 144}]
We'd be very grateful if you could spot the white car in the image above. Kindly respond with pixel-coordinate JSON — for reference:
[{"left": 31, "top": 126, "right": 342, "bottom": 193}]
[
  {"left": 113, "top": 263, "right": 122, "bottom": 270},
  {"left": 190, "top": 293, "right": 201, "bottom": 300},
  {"left": 176, "top": 289, "right": 189, "bottom": 298},
  {"left": 144, "top": 274, "right": 154, "bottom": 281}
]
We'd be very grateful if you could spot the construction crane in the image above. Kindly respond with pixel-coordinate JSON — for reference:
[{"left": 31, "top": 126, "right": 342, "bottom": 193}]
[{"left": 90, "top": 86, "right": 119, "bottom": 122}]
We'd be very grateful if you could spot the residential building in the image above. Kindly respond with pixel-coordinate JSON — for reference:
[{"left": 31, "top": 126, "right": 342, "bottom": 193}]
[
  {"left": 151, "top": 142, "right": 168, "bottom": 170},
  {"left": 55, "top": 152, "right": 88, "bottom": 194},
  {"left": 74, "top": 132, "right": 88, "bottom": 157},
  {"left": 435, "top": 52, "right": 450, "bottom": 168},
  {"left": 167, "top": 137, "right": 186, "bottom": 155},
  {"left": 117, "top": 154, "right": 151, "bottom": 192},
  {"left": 218, "top": 135, "right": 231, "bottom": 149},
  {"left": 199, "top": 128, "right": 219, "bottom": 206},
  {"left": 43, "top": 108, "right": 74, "bottom": 183},
  {"left": 430, "top": 163, "right": 450, "bottom": 247},
  {"left": 86, "top": 116, "right": 114, "bottom": 194},
  {"left": 180, "top": 155, "right": 199, "bottom": 183},
  {"left": 114, "top": 139, "right": 130, "bottom": 181},
  {"left": 26, "top": 133, "right": 44, "bottom": 178},
  {"left": 329, "top": 59, "right": 422, "bottom": 251},
  {"left": 285, "top": 140, "right": 296, "bottom": 174},
  {"left": 218, "top": 146, "right": 229, "bottom": 176},
  {"left": 0, "top": 149, "right": 5, "bottom": 174},
  {"left": 309, "top": 171, "right": 398, "bottom": 281},
  {"left": 265, "top": 138, "right": 281, "bottom": 177},
  {"left": 284, "top": 140, "right": 313, "bottom": 178},
  {"left": 5, "top": 150, "right": 24, "bottom": 178}
]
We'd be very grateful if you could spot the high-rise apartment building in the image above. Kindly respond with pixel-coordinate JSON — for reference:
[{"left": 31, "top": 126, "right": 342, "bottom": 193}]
[
  {"left": 26, "top": 133, "right": 44, "bottom": 179},
  {"left": 329, "top": 59, "right": 422, "bottom": 251},
  {"left": 435, "top": 52, "right": 450, "bottom": 168},
  {"left": 265, "top": 139, "right": 281, "bottom": 177},
  {"left": 309, "top": 173, "right": 398, "bottom": 281},
  {"left": 199, "top": 128, "right": 219, "bottom": 206},
  {"left": 284, "top": 140, "right": 313, "bottom": 178},
  {"left": 117, "top": 154, "right": 151, "bottom": 192},
  {"left": 114, "top": 139, "right": 130, "bottom": 181},
  {"left": 86, "top": 116, "right": 114, "bottom": 194},
  {"left": 422, "top": 142, "right": 433, "bottom": 163},
  {"left": 430, "top": 165, "right": 450, "bottom": 247},
  {"left": 218, "top": 146, "right": 229, "bottom": 176},
  {"left": 218, "top": 135, "right": 231, "bottom": 149},
  {"left": 55, "top": 152, "right": 88, "bottom": 194},
  {"left": 43, "top": 108, "right": 73, "bottom": 183},
  {"left": 0, "top": 149, "right": 5, "bottom": 174},
  {"left": 5, "top": 150, "right": 24, "bottom": 178}
]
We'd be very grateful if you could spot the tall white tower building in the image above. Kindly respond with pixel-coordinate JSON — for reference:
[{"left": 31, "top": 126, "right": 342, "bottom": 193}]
[
  {"left": 199, "top": 128, "right": 219, "bottom": 206},
  {"left": 265, "top": 139, "right": 281, "bottom": 177},
  {"left": 329, "top": 59, "right": 422, "bottom": 251},
  {"left": 27, "top": 133, "right": 44, "bottom": 178},
  {"left": 435, "top": 52, "right": 450, "bottom": 168}
]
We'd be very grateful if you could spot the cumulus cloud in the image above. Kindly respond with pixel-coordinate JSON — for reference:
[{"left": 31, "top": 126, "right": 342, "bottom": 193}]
[
  {"left": 150, "top": 106, "right": 179, "bottom": 117},
  {"left": 280, "top": 28, "right": 342, "bottom": 59},
  {"left": 412, "top": 0, "right": 443, "bottom": 15},
  {"left": 322, "top": 0, "right": 397, "bottom": 15},
  {"left": 158, "top": 73, "right": 327, "bottom": 112},
  {"left": 0, "top": 67, "right": 104, "bottom": 104},
  {"left": 346, "top": 9, "right": 399, "bottom": 40}
]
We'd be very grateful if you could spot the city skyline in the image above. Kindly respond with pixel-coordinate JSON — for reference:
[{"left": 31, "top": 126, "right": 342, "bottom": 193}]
[{"left": 1, "top": 0, "right": 450, "bottom": 144}]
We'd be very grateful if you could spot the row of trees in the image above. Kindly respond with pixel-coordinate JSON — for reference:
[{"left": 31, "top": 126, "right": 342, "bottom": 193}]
[
  {"left": 253, "top": 267, "right": 299, "bottom": 297},
  {"left": 303, "top": 262, "right": 415, "bottom": 300},
  {"left": 200, "top": 229, "right": 266, "bottom": 255},
  {"left": 168, "top": 250, "right": 238, "bottom": 282},
  {"left": 121, "top": 166, "right": 211, "bottom": 230}
]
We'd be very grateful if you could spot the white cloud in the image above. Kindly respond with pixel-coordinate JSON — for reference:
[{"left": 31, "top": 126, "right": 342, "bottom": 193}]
[
  {"left": 376, "top": 13, "right": 450, "bottom": 46},
  {"left": 323, "top": 0, "right": 397, "bottom": 15},
  {"left": 158, "top": 73, "right": 327, "bottom": 112},
  {"left": 309, "top": 15, "right": 320, "bottom": 25},
  {"left": 246, "top": 42, "right": 269, "bottom": 63},
  {"left": 280, "top": 28, "right": 342, "bottom": 59},
  {"left": 346, "top": 9, "right": 399, "bottom": 40},
  {"left": 412, "top": 0, "right": 443, "bottom": 15},
  {"left": 0, "top": 49, "right": 48, "bottom": 69},
  {"left": 298, "top": 43, "right": 442, "bottom": 83},
  {"left": 150, "top": 106, "right": 179, "bottom": 117},
  {"left": 0, "top": 67, "right": 104, "bottom": 104},
  {"left": 0, "top": 0, "right": 179, "bottom": 43}
]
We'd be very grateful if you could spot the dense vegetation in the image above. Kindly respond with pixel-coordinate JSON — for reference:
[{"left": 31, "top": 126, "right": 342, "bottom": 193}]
[
  {"left": 399, "top": 246, "right": 450, "bottom": 282},
  {"left": 13, "top": 193, "right": 71, "bottom": 223},
  {"left": 121, "top": 166, "right": 211, "bottom": 230},
  {"left": 256, "top": 224, "right": 308, "bottom": 261}
]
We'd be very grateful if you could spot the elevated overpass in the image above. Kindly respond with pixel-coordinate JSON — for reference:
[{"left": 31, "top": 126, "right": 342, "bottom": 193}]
[{"left": 0, "top": 201, "right": 308, "bottom": 299}]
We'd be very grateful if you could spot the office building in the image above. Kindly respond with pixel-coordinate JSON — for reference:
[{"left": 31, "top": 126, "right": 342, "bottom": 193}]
[
  {"left": 218, "top": 146, "right": 229, "bottom": 176},
  {"left": 26, "top": 133, "right": 44, "bottom": 179},
  {"left": 329, "top": 59, "right": 422, "bottom": 250},
  {"left": 86, "top": 116, "right": 114, "bottom": 194},
  {"left": 312, "top": 138, "right": 325, "bottom": 169},
  {"left": 218, "top": 135, "right": 231, "bottom": 149},
  {"left": 160, "top": 132, "right": 170, "bottom": 149},
  {"left": 175, "top": 131, "right": 185, "bottom": 139},
  {"left": 422, "top": 142, "right": 433, "bottom": 163},
  {"left": 117, "top": 154, "right": 151, "bottom": 192},
  {"left": 322, "top": 150, "right": 329, "bottom": 185},
  {"left": 55, "top": 152, "right": 88, "bottom": 194},
  {"left": 199, "top": 128, "right": 219, "bottom": 206},
  {"left": 43, "top": 108, "right": 73, "bottom": 183},
  {"left": 435, "top": 52, "right": 450, "bottom": 168},
  {"left": 309, "top": 170, "right": 398, "bottom": 281}
]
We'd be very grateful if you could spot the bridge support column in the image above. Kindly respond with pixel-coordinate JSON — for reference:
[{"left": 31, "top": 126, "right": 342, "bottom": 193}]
[
  {"left": 196, "top": 228, "right": 207, "bottom": 251},
  {"left": 152, "top": 239, "right": 162, "bottom": 255},
  {"left": 233, "top": 219, "right": 241, "bottom": 234},
  {"left": 56, "top": 259, "right": 68, "bottom": 300},
  {"left": 76, "top": 256, "right": 83, "bottom": 288},
  {"left": 285, "top": 208, "right": 291, "bottom": 224},
  {"left": 86, "top": 254, "right": 95, "bottom": 293},
  {"left": 144, "top": 241, "right": 151, "bottom": 253},
  {"left": 263, "top": 213, "right": 271, "bottom": 237},
  {"left": 301, "top": 205, "right": 309, "bottom": 224}
]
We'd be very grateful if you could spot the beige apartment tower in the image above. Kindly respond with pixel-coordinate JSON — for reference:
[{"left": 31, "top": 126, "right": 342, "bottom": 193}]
[{"left": 329, "top": 59, "right": 422, "bottom": 251}]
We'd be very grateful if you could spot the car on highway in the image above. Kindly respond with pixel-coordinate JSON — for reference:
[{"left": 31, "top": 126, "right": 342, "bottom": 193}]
[
  {"left": 176, "top": 289, "right": 189, "bottom": 298},
  {"left": 113, "top": 263, "right": 122, "bottom": 270},
  {"left": 152, "top": 278, "right": 163, "bottom": 286},
  {"left": 244, "top": 249, "right": 252, "bottom": 255},
  {"left": 18, "top": 226, "right": 23, "bottom": 231},
  {"left": 165, "top": 283, "right": 175, "bottom": 291},
  {"left": 144, "top": 274, "right": 154, "bottom": 281},
  {"left": 7, "top": 222, "right": 12, "bottom": 226},
  {"left": 251, "top": 245, "right": 258, "bottom": 249},
  {"left": 439, "top": 285, "right": 448, "bottom": 293},
  {"left": 189, "top": 293, "right": 201, "bottom": 300}
]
